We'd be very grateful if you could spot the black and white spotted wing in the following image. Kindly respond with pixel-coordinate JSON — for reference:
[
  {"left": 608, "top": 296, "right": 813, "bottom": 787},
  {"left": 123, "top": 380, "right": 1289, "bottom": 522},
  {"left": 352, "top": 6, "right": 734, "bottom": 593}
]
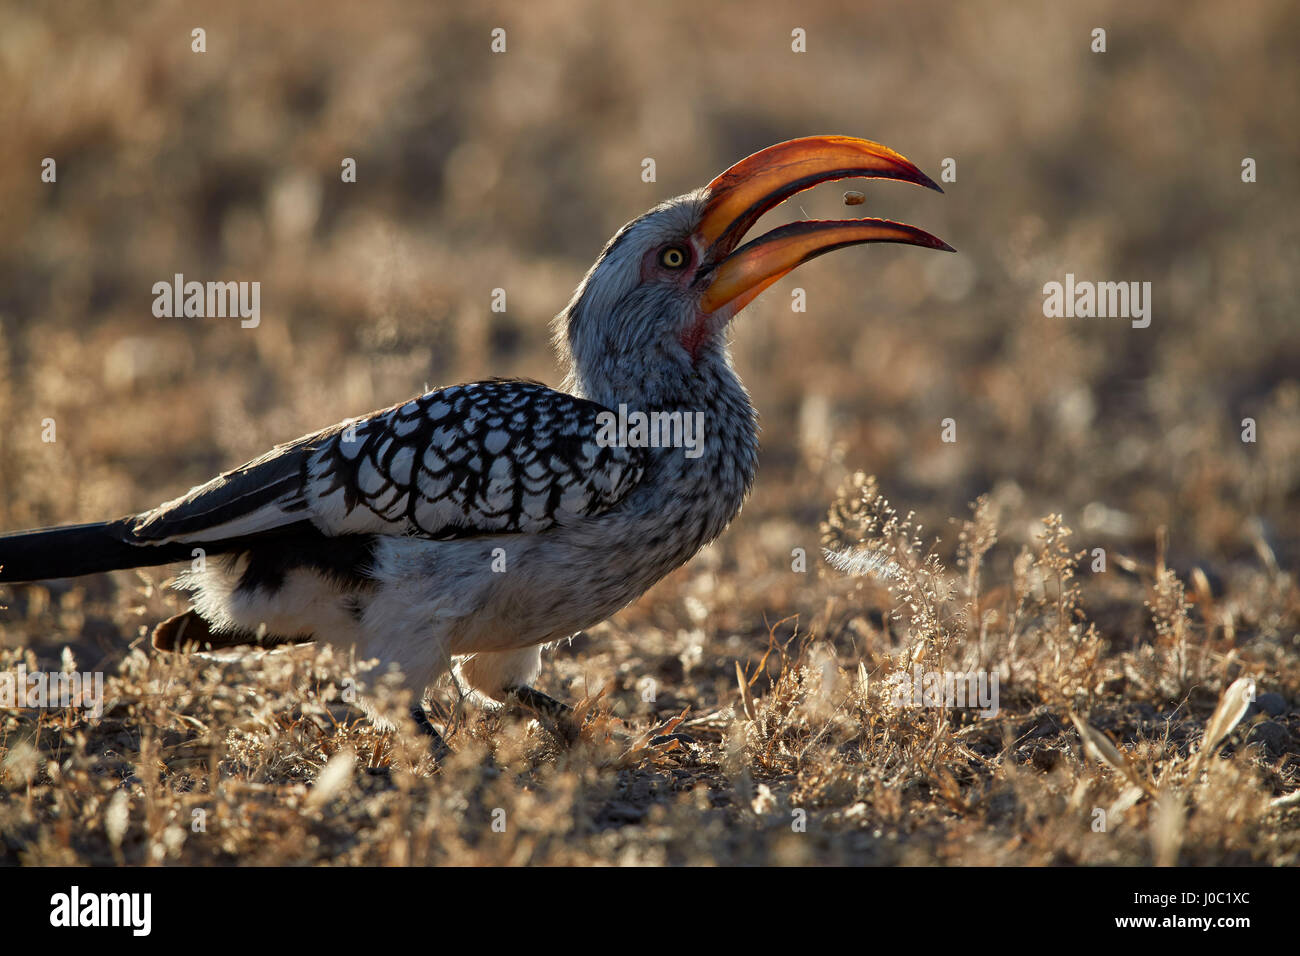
[{"left": 131, "top": 380, "right": 646, "bottom": 545}]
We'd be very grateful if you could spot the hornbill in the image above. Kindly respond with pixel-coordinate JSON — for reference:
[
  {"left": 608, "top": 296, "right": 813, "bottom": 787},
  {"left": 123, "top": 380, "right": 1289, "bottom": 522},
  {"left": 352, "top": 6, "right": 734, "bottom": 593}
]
[{"left": 0, "top": 136, "right": 952, "bottom": 752}]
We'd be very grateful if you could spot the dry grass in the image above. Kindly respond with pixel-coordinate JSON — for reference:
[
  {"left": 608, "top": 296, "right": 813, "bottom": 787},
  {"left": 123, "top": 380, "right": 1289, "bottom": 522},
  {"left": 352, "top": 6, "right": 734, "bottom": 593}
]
[
  {"left": 2, "top": 475, "right": 1296, "bottom": 866},
  {"left": 2, "top": 0, "right": 1299, "bottom": 865}
]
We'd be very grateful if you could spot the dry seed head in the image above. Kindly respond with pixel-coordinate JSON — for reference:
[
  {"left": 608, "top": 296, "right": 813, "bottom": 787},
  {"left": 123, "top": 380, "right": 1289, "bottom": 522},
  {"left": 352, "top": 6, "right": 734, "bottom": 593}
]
[
  {"left": 957, "top": 495, "right": 998, "bottom": 573},
  {"left": 1197, "top": 677, "right": 1255, "bottom": 764},
  {"left": 1148, "top": 567, "right": 1192, "bottom": 643}
]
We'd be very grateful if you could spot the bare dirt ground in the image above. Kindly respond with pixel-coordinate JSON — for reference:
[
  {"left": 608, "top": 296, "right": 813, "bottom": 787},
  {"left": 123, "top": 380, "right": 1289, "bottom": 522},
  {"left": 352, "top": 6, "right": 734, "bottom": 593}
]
[{"left": 1, "top": 0, "right": 1298, "bottom": 865}]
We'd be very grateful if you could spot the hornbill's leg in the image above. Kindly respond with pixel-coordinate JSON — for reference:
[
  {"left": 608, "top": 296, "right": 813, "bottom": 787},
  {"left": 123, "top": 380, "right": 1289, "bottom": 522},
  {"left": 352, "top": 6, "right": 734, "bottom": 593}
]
[
  {"left": 456, "top": 648, "right": 576, "bottom": 739},
  {"left": 410, "top": 704, "right": 451, "bottom": 761}
]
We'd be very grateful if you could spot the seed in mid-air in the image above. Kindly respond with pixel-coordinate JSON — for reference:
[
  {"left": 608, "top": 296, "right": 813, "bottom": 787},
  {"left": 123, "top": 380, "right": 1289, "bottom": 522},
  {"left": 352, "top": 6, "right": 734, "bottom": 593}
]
[{"left": 843, "top": 190, "right": 866, "bottom": 206}]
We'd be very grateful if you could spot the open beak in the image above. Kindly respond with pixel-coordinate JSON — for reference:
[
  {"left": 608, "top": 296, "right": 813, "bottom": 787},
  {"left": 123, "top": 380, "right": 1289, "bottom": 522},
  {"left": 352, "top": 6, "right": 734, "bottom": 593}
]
[{"left": 694, "top": 135, "right": 954, "bottom": 317}]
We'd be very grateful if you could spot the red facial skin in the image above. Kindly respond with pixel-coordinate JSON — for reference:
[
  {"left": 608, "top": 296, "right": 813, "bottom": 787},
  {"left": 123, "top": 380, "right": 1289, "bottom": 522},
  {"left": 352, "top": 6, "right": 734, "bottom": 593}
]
[{"left": 636, "top": 243, "right": 714, "bottom": 361}]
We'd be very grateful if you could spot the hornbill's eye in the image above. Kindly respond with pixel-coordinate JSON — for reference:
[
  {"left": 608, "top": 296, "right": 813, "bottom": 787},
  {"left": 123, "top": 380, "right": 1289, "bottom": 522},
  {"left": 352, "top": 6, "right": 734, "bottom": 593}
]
[{"left": 659, "top": 245, "right": 688, "bottom": 269}]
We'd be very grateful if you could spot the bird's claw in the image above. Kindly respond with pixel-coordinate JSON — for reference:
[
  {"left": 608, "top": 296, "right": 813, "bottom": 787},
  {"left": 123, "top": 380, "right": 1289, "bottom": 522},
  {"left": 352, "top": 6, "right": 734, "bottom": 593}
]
[
  {"left": 504, "top": 685, "right": 582, "bottom": 744},
  {"left": 505, "top": 685, "right": 572, "bottom": 721}
]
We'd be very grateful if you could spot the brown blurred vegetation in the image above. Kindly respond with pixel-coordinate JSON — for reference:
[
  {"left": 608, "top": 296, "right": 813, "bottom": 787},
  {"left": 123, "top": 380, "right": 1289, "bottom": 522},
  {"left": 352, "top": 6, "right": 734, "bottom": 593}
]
[{"left": 0, "top": 0, "right": 1298, "bottom": 865}]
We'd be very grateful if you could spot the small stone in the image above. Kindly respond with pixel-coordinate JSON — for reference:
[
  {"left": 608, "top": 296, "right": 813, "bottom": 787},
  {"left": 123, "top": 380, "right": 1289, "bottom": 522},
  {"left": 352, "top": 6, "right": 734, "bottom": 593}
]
[
  {"left": 843, "top": 190, "right": 866, "bottom": 206},
  {"left": 1030, "top": 747, "right": 1061, "bottom": 772},
  {"left": 1256, "top": 692, "right": 1288, "bottom": 717},
  {"left": 1247, "top": 720, "right": 1293, "bottom": 757}
]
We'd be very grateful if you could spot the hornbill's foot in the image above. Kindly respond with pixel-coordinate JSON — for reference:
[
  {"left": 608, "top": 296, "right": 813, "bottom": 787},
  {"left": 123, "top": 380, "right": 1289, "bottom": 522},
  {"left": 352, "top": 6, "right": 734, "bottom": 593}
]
[
  {"left": 506, "top": 685, "right": 572, "bottom": 720},
  {"left": 502, "top": 687, "right": 697, "bottom": 755},
  {"left": 505, "top": 685, "right": 579, "bottom": 744},
  {"left": 649, "top": 732, "right": 697, "bottom": 747},
  {"left": 410, "top": 704, "right": 451, "bottom": 761}
]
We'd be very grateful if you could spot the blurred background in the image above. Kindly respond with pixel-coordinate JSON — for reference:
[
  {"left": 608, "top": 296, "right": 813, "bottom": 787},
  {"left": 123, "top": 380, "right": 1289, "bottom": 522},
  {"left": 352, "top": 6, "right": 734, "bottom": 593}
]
[{"left": 1, "top": 0, "right": 1297, "bottom": 643}]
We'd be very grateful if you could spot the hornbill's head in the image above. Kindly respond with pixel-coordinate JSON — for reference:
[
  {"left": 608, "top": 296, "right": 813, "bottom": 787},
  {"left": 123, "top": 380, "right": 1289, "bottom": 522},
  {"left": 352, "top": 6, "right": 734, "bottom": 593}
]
[{"left": 556, "top": 135, "right": 953, "bottom": 406}]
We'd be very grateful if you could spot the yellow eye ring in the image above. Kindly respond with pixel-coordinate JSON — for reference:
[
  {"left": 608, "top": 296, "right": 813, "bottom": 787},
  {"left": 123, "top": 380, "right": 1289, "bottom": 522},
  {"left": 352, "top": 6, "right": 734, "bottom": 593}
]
[{"left": 659, "top": 246, "right": 687, "bottom": 269}]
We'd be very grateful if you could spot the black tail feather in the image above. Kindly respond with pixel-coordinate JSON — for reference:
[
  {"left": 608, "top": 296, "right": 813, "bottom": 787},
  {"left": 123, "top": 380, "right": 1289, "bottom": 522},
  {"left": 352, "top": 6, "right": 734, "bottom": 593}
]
[
  {"left": 152, "top": 609, "right": 313, "bottom": 653},
  {"left": 0, "top": 517, "right": 376, "bottom": 586},
  {"left": 0, "top": 517, "right": 196, "bottom": 583}
]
